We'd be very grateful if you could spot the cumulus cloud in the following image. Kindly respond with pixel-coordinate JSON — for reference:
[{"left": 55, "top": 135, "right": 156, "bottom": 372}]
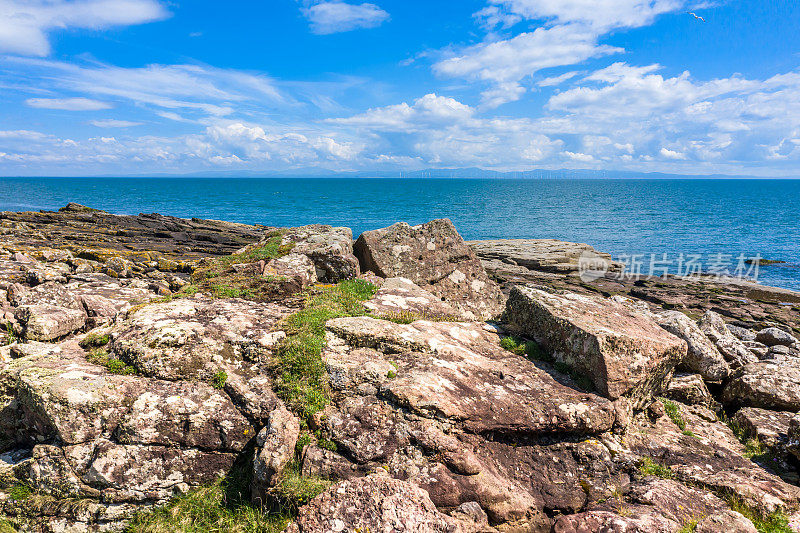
[
  {"left": 0, "top": 0, "right": 169, "bottom": 56},
  {"left": 434, "top": 0, "right": 687, "bottom": 107},
  {"left": 26, "top": 97, "right": 112, "bottom": 110},
  {"left": 303, "top": 2, "right": 389, "bottom": 34}
]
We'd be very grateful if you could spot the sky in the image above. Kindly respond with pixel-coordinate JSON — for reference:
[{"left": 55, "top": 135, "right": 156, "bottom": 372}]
[{"left": 1, "top": 0, "right": 799, "bottom": 177}]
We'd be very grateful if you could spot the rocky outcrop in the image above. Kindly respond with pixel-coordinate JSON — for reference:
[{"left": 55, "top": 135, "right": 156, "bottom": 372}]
[
  {"left": 701, "top": 311, "right": 760, "bottom": 368},
  {"left": 664, "top": 373, "right": 714, "bottom": 406},
  {"left": 723, "top": 359, "right": 800, "bottom": 411},
  {"left": 363, "top": 277, "right": 463, "bottom": 320},
  {"left": 354, "top": 219, "right": 504, "bottom": 320},
  {"left": 467, "top": 239, "right": 624, "bottom": 275},
  {"left": 655, "top": 310, "right": 729, "bottom": 382},
  {"left": 505, "top": 286, "right": 686, "bottom": 403},
  {"left": 732, "top": 407, "right": 794, "bottom": 450}
]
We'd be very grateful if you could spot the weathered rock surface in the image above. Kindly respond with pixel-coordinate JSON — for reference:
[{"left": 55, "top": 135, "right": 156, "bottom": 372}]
[
  {"left": 468, "top": 239, "right": 624, "bottom": 275},
  {"left": 364, "top": 277, "right": 463, "bottom": 320},
  {"left": 354, "top": 219, "right": 504, "bottom": 320},
  {"left": 757, "top": 327, "right": 799, "bottom": 347},
  {"left": 664, "top": 373, "right": 714, "bottom": 406},
  {"left": 110, "top": 295, "right": 290, "bottom": 382},
  {"left": 732, "top": 407, "right": 794, "bottom": 449},
  {"left": 789, "top": 414, "right": 800, "bottom": 460},
  {"left": 281, "top": 225, "right": 360, "bottom": 282},
  {"left": 700, "top": 310, "right": 760, "bottom": 368},
  {"left": 505, "top": 286, "right": 686, "bottom": 403},
  {"left": 252, "top": 406, "right": 300, "bottom": 503},
  {"left": 656, "top": 310, "right": 729, "bottom": 382},
  {"left": 723, "top": 359, "right": 800, "bottom": 411},
  {"left": 288, "top": 474, "right": 479, "bottom": 533}
]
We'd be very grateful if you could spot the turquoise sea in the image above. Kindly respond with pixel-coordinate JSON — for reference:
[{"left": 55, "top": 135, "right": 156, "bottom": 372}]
[{"left": 1, "top": 177, "right": 799, "bottom": 291}]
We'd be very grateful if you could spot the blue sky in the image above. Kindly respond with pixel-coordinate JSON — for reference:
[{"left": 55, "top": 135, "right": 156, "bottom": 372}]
[{"left": 1, "top": 0, "right": 799, "bottom": 176}]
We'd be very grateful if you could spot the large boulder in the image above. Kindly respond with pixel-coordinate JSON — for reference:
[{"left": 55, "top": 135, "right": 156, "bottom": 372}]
[
  {"left": 110, "top": 295, "right": 290, "bottom": 382},
  {"left": 252, "top": 406, "right": 300, "bottom": 504},
  {"left": 756, "top": 327, "right": 798, "bottom": 348},
  {"left": 700, "top": 311, "right": 759, "bottom": 368},
  {"left": 732, "top": 407, "right": 794, "bottom": 449},
  {"left": 354, "top": 219, "right": 504, "bottom": 320},
  {"left": 722, "top": 359, "right": 800, "bottom": 411},
  {"left": 655, "top": 311, "right": 729, "bottom": 383},
  {"left": 664, "top": 373, "right": 714, "bottom": 406},
  {"left": 287, "top": 474, "right": 479, "bottom": 533},
  {"left": 505, "top": 286, "right": 686, "bottom": 404},
  {"left": 281, "top": 225, "right": 360, "bottom": 282},
  {"left": 363, "top": 277, "right": 463, "bottom": 321}
]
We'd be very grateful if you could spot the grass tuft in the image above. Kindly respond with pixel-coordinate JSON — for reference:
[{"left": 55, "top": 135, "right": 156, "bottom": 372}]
[
  {"left": 79, "top": 332, "right": 110, "bottom": 349},
  {"left": 273, "top": 279, "right": 377, "bottom": 420},
  {"left": 660, "top": 398, "right": 691, "bottom": 433},
  {"left": 0, "top": 518, "right": 17, "bottom": 533},
  {"left": 211, "top": 371, "right": 228, "bottom": 390},
  {"left": 378, "top": 309, "right": 460, "bottom": 324},
  {"left": 723, "top": 493, "right": 793, "bottom": 533},
  {"left": 8, "top": 483, "right": 31, "bottom": 502},
  {"left": 85, "top": 349, "right": 137, "bottom": 375},
  {"left": 271, "top": 465, "right": 330, "bottom": 514},
  {"left": 637, "top": 457, "right": 674, "bottom": 479}
]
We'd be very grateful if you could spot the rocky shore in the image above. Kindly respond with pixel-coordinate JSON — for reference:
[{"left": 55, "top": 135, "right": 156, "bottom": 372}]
[{"left": 1, "top": 205, "right": 800, "bottom": 532}]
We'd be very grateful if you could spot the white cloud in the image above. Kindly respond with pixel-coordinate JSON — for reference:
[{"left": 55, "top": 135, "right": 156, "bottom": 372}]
[
  {"left": 303, "top": 2, "right": 389, "bottom": 34},
  {"left": 0, "top": 0, "right": 169, "bottom": 56},
  {"left": 538, "top": 71, "right": 580, "bottom": 87},
  {"left": 562, "top": 150, "right": 594, "bottom": 162},
  {"left": 434, "top": 0, "right": 687, "bottom": 107},
  {"left": 659, "top": 147, "right": 686, "bottom": 160},
  {"left": 26, "top": 97, "right": 112, "bottom": 110},
  {"left": 90, "top": 119, "right": 142, "bottom": 127}
]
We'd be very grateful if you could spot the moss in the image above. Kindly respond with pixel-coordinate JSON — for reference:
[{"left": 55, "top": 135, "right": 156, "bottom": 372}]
[
  {"left": 378, "top": 309, "right": 460, "bottom": 324},
  {"left": 637, "top": 457, "right": 674, "bottom": 479},
  {"left": 211, "top": 371, "right": 228, "bottom": 390},
  {"left": 85, "top": 349, "right": 136, "bottom": 375},
  {"left": 0, "top": 518, "right": 17, "bottom": 533},
  {"left": 499, "top": 336, "right": 553, "bottom": 362},
  {"left": 79, "top": 332, "right": 110, "bottom": 349},
  {"left": 387, "top": 370, "right": 397, "bottom": 379},
  {"left": 273, "top": 279, "right": 377, "bottom": 421},
  {"left": 8, "top": 483, "right": 32, "bottom": 502}
]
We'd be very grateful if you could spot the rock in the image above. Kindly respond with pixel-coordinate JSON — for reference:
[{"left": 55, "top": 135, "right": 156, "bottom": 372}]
[
  {"left": 655, "top": 311, "right": 729, "bottom": 382},
  {"left": 728, "top": 325, "right": 757, "bottom": 342},
  {"left": 15, "top": 304, "right": 86, "bottom": 341},
  {"left": 252, "top": 406, "right": 300, "bottom": 503},
  {"left": 664, "top": 373, "right": 714, "bottom": 406},
  {"left": 787, "top": 414, "right": 800, "bottom": 461},
  {"left": 624, "top": 401, "right": 800, "bottom": 514},
  {"left": 467, "top": 239, "right": 623, "bottom": 275},
  {"left": 756, "top": 327, "right": 798, "bottom": 347},
  {"left": 700, "top": 311, "right": 759, "bottom": 368},
  {"left": 732, "top": 407, "right": 794, "bottom": 449},
  {"left": 363, "top": 277, "right": 463, "bottom": 321},
  {"left": 553, "top": 505, "right": 680, "bottom": 533},
  {"left": 695, "top": 510, "right": 758, "bottom": 533},
  {"left": 287, "top": 474, "right": 479, "bottom": 533},
  {"left": 354, "top": 219, "right": 504, "bottom": 320},
  {"left": 627, "top": 477, "right": 737, "bottom": 529},
  {"left": 110, "top": 295, "right": 290, "bottom": 382},
  {"left": 263, "top": 253, "right": 318, "bottom": 289},
  {"left": 769, "top": 345, "right": 792, "bottom": 357},
  {"left": 723, "top": 359, "right": 800, "bottom": 411},
  {"left": 505, "top": 286, "right": 686, "bottom": 404},
  {"left": 324, "top": 316, "right": 616, "bottom": 435},
  {"left": 281, "top": 225, "right": 360, "bottom": 282}
]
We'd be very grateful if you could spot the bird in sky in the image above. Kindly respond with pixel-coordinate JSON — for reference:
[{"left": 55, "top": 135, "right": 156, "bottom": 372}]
[{"left": 688, "top": 12, "right": 707, "bottom": 22}]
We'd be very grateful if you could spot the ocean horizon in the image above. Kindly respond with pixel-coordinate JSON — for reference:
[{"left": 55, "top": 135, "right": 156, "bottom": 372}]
[{"left": 2, "top": 176, "right": 799, "bottom": 291}]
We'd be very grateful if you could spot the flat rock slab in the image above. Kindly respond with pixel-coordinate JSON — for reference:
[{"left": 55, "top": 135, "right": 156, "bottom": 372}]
[
  {"left": 354, "top": 219, "right": 504, "bottom": 320},
  {"left": 468, "top": 239, "right": 623, "bottom": 274},
  {"left": 732, "top": 407, "right": 795, "bottom": 449},
  {"left": 505, "top": 286, "right": 686, "bottom": 403},
  {"left": 325, "top": 316, "right": 616, "bottom": 435},
  {"left": 723, "top": 359, "right": 800, "bottom": 411},
  {"left": 110, "top": 295, "right": 291, "bottom": 381},
  {"left": 288, "top": 474, "right": 479, "bottom": 533},
  {"left": 625, "top": 401, "right": 800, "bottom": 514},
  {"left": 364, "top": 277, "right": 464, "bottom": 321}
]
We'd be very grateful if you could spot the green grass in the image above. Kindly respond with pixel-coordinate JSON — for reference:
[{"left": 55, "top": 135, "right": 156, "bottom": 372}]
[
  {"left": 85, "top": 349, "right": 137, "bottom": 375},
  {"left": 377, "top": 309, "right": 460, "bottom": 324},
  {"left": 723, "top": 493, "right": 794, "bottom": 533},
  {"left": 726, "top": 419, "right": 775, "bottom": 463},
  {"left": 637, "top": 457, "right": 674, "bottom": 479},
  {"left": 676, "top": 520, "right": 698, "bottom": 533},
  {"left": 0, "top": 518, "right": 17, "bottom": 533},
  {"left": 660, "top": 398, "right": 693, "bottom": 436},
  {"left": 273, "top": 279, "right": 377, "bottom": 420},
  {"left": 271, "top": 465, "right": 330, "bottom": 514},
  {"left": 211, "top": 371, "right": 228, "bottom": 390},
  {"left": 500, "top": 336, "right": 551, "bottom": 360},
  {"left": 125, "top": 480, "right": 289, "bottom": 533}
]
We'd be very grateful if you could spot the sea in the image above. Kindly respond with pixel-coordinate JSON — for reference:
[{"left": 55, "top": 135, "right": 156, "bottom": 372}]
[{"left": 1, "top": 177, "right": 799, "bottom": 292}]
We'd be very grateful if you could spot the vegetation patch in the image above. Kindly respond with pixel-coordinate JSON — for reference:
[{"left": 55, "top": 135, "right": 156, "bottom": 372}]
[
  {"left": 377, "top": 309, "right": 460, "bottom": 324},
  {"left": 727, "top": 419, "right": 775, "bottom": 463},
  {"left": 188, "top": 234, "right": 297, "bottom": 302},
  {"left": 211, "top": 371, "right": 228, "bottom": 390},
  {"left": 723, "top": 493, "right": 793, "bottom": 533},
  {"left": 273, "top": 279, "right": 377, "bottom": 421},
  {"left": 500, "top": 336, "right": 552, "bottom": 362},
  {"left": 8, "top": 483, "right": 32, "bottom": 502},
  {"left": 80, "top": 332, "right": 110, "bottom": 349},
  {"left": 637, "top": 457, "right": 674, "bottom": 479},
  {"left": 0, "top": 518, "right": 17, "bottom": 533},
  {"left": 660, "top": 398, "right": 694, "bottom": 436},
  {"left": 271, "top": 465, "right": 330, "bottom": 514},
  {"left": 85, "top": 349, "right": 137, "bottom": 376}
]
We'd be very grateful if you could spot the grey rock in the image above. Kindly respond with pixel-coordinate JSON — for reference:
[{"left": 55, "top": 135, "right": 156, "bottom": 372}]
[
  {"left": 655, "top": 311, "right": 729, "bottom": 383},
  {"left": 756, "top": 327, "right": 798, "bottom": 347},
  {"left": 700, "top": 311, "right": 759, "bottom": 368}
]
